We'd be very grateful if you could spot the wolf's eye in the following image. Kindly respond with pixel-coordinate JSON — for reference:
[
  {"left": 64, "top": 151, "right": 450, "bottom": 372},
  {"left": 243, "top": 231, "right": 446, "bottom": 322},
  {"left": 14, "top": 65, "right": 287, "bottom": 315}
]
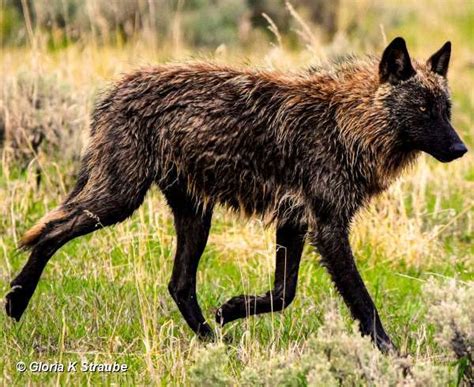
[{"left": 418, "top": 106, "right": 427, "bottom": 112}]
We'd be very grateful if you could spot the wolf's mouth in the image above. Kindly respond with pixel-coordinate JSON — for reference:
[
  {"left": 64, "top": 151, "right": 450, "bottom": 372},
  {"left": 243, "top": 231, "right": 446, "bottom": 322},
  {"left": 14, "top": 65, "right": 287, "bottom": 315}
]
[{"left": 431, "top": 149, "right": 467, "bottom": 163}]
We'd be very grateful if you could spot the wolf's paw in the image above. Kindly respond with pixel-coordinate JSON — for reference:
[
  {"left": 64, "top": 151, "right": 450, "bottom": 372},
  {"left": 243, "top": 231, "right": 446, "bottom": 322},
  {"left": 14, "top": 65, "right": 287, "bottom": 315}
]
[
  {"left": 196, "top": 322, "right": 215, "bottom": 342},
  {"left": 375, "top": 334, "right": 398, "bottom": 355},
  {"left": 5, "top": 285, "right": 31, "bottom": 322},
  {"left": 215, "top": 296, "right": 246, "bottom": 326}
]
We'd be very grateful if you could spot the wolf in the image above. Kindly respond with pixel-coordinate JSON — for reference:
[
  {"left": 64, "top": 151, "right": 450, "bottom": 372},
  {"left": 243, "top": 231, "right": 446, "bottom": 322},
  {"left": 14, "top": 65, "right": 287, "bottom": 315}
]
[{"left": 6, "top": 37, "right": 467, "bottom": 352}]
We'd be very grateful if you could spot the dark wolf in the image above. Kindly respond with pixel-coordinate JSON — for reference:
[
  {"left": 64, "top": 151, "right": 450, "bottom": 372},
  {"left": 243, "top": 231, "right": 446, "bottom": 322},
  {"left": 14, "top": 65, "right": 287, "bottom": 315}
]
[{"left": 6, "top": 37, "right": 467, "bottom": 352}]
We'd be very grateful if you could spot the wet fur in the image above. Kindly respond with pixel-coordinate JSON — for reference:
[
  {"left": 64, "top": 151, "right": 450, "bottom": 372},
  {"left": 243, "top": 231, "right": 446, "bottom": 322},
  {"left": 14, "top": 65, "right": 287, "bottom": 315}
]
[
  {"left": 7, "top": 38, "right": 465, "bottom": 353},
  {"left": 19, "top": 56, "right": 422, "bottom": 248}
]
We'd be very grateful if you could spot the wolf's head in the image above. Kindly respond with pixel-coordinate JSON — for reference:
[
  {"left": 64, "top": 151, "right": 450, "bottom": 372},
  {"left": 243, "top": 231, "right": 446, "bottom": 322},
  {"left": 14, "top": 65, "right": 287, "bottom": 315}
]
[{"left": 379, "top": 37, "right": 467, "bottom": 163}]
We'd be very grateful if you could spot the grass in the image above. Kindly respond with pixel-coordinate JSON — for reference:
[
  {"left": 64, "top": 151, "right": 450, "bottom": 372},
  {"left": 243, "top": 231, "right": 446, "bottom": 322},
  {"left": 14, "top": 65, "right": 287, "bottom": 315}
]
[
  {"left": 1, "top": 0, "right": 473, "bottom": 385},
  {"left": 0, "top": 157, "right": 472, "bottom": 385}
]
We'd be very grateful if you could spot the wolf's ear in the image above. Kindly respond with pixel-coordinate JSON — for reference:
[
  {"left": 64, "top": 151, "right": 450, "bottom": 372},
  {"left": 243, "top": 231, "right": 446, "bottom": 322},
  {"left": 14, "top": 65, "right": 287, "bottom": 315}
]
[
  {"left": 427, "top": 41, "right": 451, "bottom": 77},
  {"left": 379, "top": 37, "right": 416, "bottom": 84}
]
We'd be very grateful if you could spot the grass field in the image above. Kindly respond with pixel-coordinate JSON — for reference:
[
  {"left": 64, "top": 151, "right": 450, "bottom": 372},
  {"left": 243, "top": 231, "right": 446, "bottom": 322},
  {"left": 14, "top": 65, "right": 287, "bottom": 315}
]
[{"left": 1, "top": 0, "right": 473, "bottom": 385}]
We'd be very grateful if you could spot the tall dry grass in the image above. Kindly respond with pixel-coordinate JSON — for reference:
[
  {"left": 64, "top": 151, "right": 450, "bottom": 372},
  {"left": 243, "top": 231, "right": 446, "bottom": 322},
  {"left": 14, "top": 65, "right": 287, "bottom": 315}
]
[{"left": 0, "top": 0, "right": 472, "bottom": 385}]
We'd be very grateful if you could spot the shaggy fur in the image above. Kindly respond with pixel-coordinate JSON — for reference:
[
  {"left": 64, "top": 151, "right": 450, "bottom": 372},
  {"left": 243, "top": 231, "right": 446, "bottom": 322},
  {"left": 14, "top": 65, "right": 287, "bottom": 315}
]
[{"left": 7, "top": 37, "right": 467, "bottom": 352}]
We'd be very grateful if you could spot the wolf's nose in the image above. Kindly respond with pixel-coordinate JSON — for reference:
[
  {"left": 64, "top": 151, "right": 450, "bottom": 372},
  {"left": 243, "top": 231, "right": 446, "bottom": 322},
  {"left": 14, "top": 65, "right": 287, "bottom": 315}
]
[{"left": 449, "top": 143, "right": 468, "bottom": 158}]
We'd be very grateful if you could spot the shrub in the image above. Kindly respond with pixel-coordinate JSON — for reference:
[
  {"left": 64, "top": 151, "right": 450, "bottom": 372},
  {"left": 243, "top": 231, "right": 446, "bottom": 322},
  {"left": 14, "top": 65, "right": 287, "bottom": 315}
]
[
  {"left": 0, "top": 72, "right": 87, "bottom": 171},
  {"left": 423, "top": 278, "right": 473, "bottom": 385},
  {"left": 187, "top": 288, "right": 474, "bottom": 385}
]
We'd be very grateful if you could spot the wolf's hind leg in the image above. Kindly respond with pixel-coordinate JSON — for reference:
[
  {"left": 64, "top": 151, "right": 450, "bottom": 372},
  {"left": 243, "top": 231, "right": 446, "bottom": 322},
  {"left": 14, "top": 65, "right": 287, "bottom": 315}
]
[
  {"left": 216, "top": 221, "right": 307, "bottom": 325},
  {"left": 164, "top": 185, "right": 214, "bottom": 339},
  {"left": 6, "top": 173, "right": 151, "bottom": 321},
  {"left": 6, "top": 207, "right": 100, "bottom": 321}
]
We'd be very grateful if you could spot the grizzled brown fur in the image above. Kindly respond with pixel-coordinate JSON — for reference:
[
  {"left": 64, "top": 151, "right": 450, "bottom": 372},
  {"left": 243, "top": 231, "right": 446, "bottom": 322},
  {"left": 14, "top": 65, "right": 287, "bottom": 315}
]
[{"left": 7, "top": 37, "right": 467, "bottom": 352}]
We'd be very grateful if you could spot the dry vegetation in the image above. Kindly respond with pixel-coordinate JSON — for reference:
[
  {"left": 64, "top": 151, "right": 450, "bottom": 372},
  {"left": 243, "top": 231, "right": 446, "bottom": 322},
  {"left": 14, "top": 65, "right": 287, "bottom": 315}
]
[{"left": 0, "top": 0, "right": 473, "bottom": 385}]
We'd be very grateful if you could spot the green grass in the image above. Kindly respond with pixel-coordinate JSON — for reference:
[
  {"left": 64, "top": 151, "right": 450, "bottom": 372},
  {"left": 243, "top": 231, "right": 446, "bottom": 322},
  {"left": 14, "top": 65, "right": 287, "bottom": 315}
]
[
  {"left": 0, "top": 171, "right": 472, "bottom": 384},
  {"left": 1, "top": 0, "right": 473, "bottom": 384}
]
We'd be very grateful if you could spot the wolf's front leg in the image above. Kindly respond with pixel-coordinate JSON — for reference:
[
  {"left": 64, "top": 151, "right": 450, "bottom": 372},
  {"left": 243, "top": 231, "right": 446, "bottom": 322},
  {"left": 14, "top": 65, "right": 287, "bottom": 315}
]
[{"left": 311, "top": 219, "right": 395, "bottom": 353}]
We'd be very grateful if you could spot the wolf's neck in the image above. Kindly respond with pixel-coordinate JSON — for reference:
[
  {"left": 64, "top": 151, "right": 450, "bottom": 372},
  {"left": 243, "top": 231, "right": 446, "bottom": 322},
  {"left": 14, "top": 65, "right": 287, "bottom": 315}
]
[{"left": 368, "top": 144, "right": 420, "bottom": 194}]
